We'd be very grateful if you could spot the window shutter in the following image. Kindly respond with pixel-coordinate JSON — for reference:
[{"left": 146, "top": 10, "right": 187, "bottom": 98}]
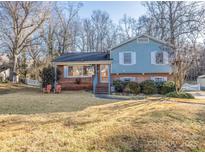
[
  {"left": 64, "top": 66, "right": 68, "bottom": 78},
  {"left": 131, "top": 52, "right": 136, "bottom": 64},
  {"left": 119, "top": 52, "right": 124, "bottom": 65},
  {"left": 163, "top": 51, "right": 169, "bottom": 64},
  {"left": 151, "top": 52, "right": 156, "bottom": 64}
]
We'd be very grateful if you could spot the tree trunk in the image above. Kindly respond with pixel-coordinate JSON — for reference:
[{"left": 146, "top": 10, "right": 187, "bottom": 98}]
[
  {"left": 33, "top": 60, "right": 38, "bottom": 80},
  {"left": 12, "top": 55, "right": 18, "bottom": 83}
]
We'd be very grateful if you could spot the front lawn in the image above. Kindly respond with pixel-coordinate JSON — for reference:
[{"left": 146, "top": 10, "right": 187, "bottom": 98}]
[
  {"left": 0, "top": 83, "right": 205, "bottom": 151},
  {"left": 0, "top": 83, "right": 117, "bottom": 114}
]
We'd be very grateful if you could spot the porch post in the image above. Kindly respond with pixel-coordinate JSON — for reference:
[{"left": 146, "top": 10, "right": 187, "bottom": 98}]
[
  {"left": 54, "top": 64, "right": 57, "bottom": 93},
  {"left": 93, "top": 64, "right": 98, "bottom": 94},
  {"left": 108, "top": 64, "right": 111, "bottom": 95}
]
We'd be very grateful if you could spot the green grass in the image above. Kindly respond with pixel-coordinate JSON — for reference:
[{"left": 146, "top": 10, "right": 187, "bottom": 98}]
[
  {"left": 0, "top": 83, "right": 118, "bottom": 114},
  {"left": 0, "top": 83, "right": 205, "bottom": 151}
]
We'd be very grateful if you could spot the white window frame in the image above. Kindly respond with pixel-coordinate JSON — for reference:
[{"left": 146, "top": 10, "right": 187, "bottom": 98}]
[
  {"left": 123, "top": 52, "right": 132, "bottom": 65},
  {"left": 120, "top": 77, "right": 136, "bottom": 82},
  {"left": 119, "top": 51, "right": 136, "bottom": 66},
  {"left": 151, "top": 51, "right": 169, "bottom": 65},
  {"left": 155, "top": 52, "right": 164, "bottom": 65},
  {"left": 151, "top": 76, "right": 167, "bottom": 82},
  {"left": 63, "top": 65, "right": 94, "bottom": 78}
]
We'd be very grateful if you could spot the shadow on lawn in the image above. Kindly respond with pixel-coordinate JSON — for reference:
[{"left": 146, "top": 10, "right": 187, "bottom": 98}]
[
  {"left": 89, "top": 105, "right": 205, "bottom": 152},
  {"left": 0, "top": 85, "right": 40, "bottom": 95},
  {"left": 0, "top": 89, "right": 12, "bottom": 94},
  {"left": 189, "top": 107, "right": 205, "bottom": 152},
  {"left": 0, "top": 86, "right": 120, "bottom": 115}
]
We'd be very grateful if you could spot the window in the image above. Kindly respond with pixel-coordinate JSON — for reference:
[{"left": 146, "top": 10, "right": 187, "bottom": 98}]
[
  {"left": 124, "top": 52, "right": 132, "bottom": 64},
  {"left": 69, "top": 66, "right": 83, "bottom": 76},
  {"left": 120, "top": 77, "right": 136, "bottom": 82},
  {"left": 151, "top": 76, "right": 167, "bottom": 82},
  {"left": 151, "top": 51, "right": 169, "bottom": 65},
  {"left": 119, "top": 51, "right": 136, "bottom": 65},
  {"left": 64, "top": 65, "right": 94, "bottom": 78},
  {"left": 156, "top": 52, "right": 164, "bottom": 64}
]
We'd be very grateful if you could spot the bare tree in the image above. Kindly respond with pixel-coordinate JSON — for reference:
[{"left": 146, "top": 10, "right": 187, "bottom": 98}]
[
  {"left": 144, "top": 2, "right": 167, "bottom": 40},
  {"left": 137, "top": 15, "right": 155, "bottom": 36},
  {"left": 170, "top": 43, "right": 201, "bottom": 91},
  {"left": 186, "top": 44, "right": 204, "bottom": 81},
  {"left": 0, "top": 2, "right": 49, "bottom": 82},
  {"left": 144, "top": 1, "right": 205, "bottom": 90},
  {"left": 79, "top": 19, "right": 95, "bottom": 52},
  {"left": 91, "top": 10, "right": 113, "bottom": 52},
  {"left": 77, "top": 10, "right": 117, "bottom": 52},
  {"left": 40, "top": 3, "right": 58, "bottom": 59},
  {"left": 54, "top": 2, "right": 82, "bottom": 55},
  {"left": 27, "top": 43, "right": 44, "bottom": 80},
  {"left": 144, "top": 2, "right": 205, "bottom": 45},
  {"left": 118, "top": 14, "right": 139, "bottom": 40}
]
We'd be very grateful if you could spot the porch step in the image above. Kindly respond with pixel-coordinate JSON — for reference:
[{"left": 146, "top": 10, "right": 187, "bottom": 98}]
[{"left": 96, "top": 83, "right": 108, "bottom": 94}]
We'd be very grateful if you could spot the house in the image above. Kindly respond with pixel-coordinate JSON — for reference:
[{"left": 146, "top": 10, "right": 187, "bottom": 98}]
[
  {"left": 53, "top": 52, "right": 112, "bottom": 94},
  {"left": 197, "top": 75, "right": 205, "bottom": 90},
  {"left": 110, "top": 34, "right": 172, "bottom": 83},
  {"left": 53, "top": 34, "right": 173, "bottom": 94},
  {"left": 0, "top": 54, "right": 10, "bottom": 81}
]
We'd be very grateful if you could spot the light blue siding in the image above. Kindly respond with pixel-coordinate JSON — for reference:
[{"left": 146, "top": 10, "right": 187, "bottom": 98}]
[{"left": 110, "top": 39, "right": 172, "bottom": 74}]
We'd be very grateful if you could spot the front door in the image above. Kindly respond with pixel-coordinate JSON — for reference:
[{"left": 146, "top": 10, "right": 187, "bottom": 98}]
[{"left": 100, "top": 65, "right": 108, "bottom": 83}]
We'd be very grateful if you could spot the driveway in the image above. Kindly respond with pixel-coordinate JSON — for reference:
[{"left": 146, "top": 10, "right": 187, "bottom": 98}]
[{"left": 188, "top": 91, "right": 205, "bottom": 99}]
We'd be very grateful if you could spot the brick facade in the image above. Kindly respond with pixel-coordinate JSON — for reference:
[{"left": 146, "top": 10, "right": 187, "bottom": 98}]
[
  {"left": 57, "top": 65, "right": 93, "bottom": 90},
  {"left": 58, "top": 65, "right": 173, "bottom": 90}
]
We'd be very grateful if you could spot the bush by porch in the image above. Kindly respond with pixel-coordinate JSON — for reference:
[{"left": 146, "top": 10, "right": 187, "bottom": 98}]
[{"left": 113, "top": 80, "right": 194, "bottom": 98}]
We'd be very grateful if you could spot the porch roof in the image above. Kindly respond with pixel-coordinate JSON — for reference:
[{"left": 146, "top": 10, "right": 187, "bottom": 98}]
[{"left": 53, "top": 52, "right": 111, "bottom": 63}]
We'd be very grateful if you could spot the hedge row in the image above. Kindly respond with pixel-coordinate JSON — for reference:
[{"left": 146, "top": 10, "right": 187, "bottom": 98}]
[{"left": 113, "top": 80, "right": 176, "bottom": 95}]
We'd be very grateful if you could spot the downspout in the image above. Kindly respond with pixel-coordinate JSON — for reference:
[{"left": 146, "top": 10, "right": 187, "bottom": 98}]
[{"left": 108, "top": 64, "right": 111, "bottom": 95}]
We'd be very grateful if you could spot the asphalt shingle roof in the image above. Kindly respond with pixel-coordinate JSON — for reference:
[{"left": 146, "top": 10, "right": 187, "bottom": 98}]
[{"left": 53, "top": 52, "right": 111, "bottom": 62}]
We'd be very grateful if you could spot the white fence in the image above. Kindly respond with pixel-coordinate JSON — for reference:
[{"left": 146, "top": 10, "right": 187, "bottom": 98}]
[
  {"left": 25, "top": 79, "right": 41, "bottom": 87},
  {"left": 181, "top": 83, "right": 200, "bottom": 91}
]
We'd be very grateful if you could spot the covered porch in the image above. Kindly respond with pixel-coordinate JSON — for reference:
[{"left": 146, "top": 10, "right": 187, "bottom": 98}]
[{"left": 52, "top": 52, "right": 112, "bottom": 94}]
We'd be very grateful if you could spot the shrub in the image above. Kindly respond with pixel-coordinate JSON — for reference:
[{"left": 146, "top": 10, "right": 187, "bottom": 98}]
[
  {"left": 39, "top": 65, "right": 61, "bottom": 88},
  {"left": 113, "top": 80, "right": 126, "bottom": 92},
  {"left": 0, "top": 76, "right": 3, "bottom": 82},
  {"left": 159, "top": 81, "right": 176, "bottom": 94},
  {"left": 124, "top": 82, "right": 141, "bottom": 95},
  {"left": 155, "top": 81, "right": 165, "bottom": 94},
  {"left": 0, "top": 79, "right": 8, "bottom": 83},
  {"left": 166, "top": 91, "right": 194, "bottom": 99},
  {"left": 140, "top": 80, "right": 157, "bottom": 94},
  {"left": 3, "top": 80, "right": 8, "bottom": 83}
]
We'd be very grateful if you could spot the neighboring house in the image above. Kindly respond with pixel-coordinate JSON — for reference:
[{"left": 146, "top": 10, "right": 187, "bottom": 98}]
[
  {"left": 197, "top": 75, "right": 205, "bottom": 90},
  {"left": 0, "top": 54, "right": 10, "bottom": 81},
  {"left": 53, "top": 34, "right": 173, "bottom": 94}
]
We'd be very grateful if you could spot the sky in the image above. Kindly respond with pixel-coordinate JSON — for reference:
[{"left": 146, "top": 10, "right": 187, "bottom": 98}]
[{"left": 78, "top": 1, "right": 146, "bottom": 23}]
